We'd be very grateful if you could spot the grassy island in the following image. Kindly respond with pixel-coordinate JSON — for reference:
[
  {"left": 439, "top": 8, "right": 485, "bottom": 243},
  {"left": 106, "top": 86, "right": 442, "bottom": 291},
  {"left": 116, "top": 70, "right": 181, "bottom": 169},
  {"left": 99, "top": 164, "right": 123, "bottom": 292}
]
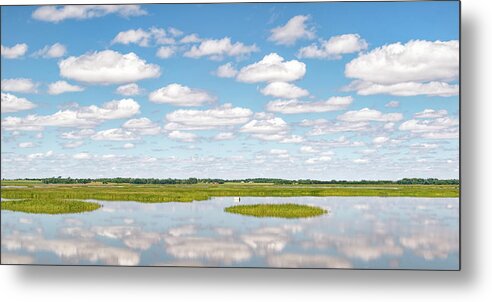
[
  {"left": 1, "top": 198, "right": 101, "bottom": 214},
  {"left": 224, "top": 203, "right": 328, "bottom": 218}
]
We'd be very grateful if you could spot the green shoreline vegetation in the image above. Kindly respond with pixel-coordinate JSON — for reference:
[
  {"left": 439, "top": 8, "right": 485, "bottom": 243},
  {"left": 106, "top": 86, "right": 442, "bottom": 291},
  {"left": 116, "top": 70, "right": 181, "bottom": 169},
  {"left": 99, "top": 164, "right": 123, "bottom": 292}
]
[
  {"left": 225, "top": 203, "right": 328, "bottom": 218},
  {"left": 1, "top": 178, "right": 459, "bottom": 214},
  {"left": 1, "top": 180, "right": 459, "bottom": 202}
]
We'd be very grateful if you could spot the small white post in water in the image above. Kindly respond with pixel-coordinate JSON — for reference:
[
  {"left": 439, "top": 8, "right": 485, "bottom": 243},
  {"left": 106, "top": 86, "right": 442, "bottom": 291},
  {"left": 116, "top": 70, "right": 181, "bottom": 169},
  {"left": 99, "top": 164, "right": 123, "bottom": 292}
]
[{"left": 234, "top": 197, "right": 241, "bottom": 203}]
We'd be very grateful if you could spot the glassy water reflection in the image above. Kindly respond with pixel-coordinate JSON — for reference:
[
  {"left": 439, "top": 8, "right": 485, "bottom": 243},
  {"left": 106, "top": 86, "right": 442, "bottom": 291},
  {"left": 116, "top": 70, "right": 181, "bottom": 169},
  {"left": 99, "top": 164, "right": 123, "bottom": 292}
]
[{"left": 1, "top": 197, "right": 459, "bottom": 269}]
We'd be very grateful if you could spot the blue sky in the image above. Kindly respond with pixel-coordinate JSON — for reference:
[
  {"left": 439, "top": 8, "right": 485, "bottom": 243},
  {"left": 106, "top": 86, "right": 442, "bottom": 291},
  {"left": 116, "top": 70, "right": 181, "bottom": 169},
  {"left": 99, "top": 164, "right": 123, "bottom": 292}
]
[{"left": 1, "top": 2, "right": 459, "bottom": 180}]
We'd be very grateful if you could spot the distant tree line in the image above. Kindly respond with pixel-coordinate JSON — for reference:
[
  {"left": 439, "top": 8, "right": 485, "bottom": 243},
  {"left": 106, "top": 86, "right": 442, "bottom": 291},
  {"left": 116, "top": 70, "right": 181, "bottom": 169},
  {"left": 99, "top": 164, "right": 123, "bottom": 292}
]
[
  {"left": 6, "top": 176, "right": 459, "bottom": 185},
  {"left": 394, "top": 178, "right": 459, "bottom": 185},
  {"left": 38, "top": 177, "right": 207, "bottom": 185}
]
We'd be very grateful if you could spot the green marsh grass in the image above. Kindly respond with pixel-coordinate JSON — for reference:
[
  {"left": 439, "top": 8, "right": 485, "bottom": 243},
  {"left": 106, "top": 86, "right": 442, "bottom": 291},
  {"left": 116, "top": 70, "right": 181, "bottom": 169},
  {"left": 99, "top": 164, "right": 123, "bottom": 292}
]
[
  {"left": 1, "top": 198, "right": 101, "bottom": 214},
  {"left": 1, "top": 183, "right": 459, "bottom": 203},
  {"left": 0, "top": 183, "right": 459, "bottom": 214},
  {"left": 224, "top": 203, "right": 328, "bottom": 218}
]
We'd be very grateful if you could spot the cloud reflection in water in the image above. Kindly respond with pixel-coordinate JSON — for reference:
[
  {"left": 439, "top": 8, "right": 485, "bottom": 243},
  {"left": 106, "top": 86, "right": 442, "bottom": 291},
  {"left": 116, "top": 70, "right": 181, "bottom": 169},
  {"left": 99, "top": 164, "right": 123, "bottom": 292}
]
[{"left": 1, "top": 197, "right": 459, "bottom": 268}]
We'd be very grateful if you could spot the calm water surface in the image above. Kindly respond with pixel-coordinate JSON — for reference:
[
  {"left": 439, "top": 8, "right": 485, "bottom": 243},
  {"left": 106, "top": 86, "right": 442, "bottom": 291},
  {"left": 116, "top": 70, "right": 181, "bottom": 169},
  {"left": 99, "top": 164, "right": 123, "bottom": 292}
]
[{"left": 1, "top": 197, "right": 459, "bottom": 269}]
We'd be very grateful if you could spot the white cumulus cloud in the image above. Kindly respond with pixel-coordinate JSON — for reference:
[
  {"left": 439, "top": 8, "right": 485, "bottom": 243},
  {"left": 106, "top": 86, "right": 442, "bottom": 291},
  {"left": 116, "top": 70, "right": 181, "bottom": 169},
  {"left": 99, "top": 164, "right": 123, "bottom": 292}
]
[
  {"left": 239, "top": 115, "right": 299, "bottom": 143},
  {"left": 2, "top": 99, "right": 139, "bottom": 131},
  {"left": 184, "top": 37, "right": 258, "bottom": 60},
  {"left": 399, "top": 109, "right": 459, "bottom": 140},
  {"left": 164, "top": 104, "right": 252, "bottom": 131},
  {"left": 240, "top": 117, "right": 288, "bottom": 135},
  {"left": 168, "top": 130, "right": 197, "bottom": 143},
  {"left": 112, "top": 27, "right": 179, "bottom": 47},
  {"left": 122, "top": 117, "right": 161, "bottom": 136},
  {"left": 33, "top": 43, "right": 67, "bottom": 58},
  {"left": 399, "top": 117, "right": 458, "bottom": 133},
  {"left": 59, "top": 50, "right": 160, "bottom": 85},
  {"left": 91, "top": 128, "right": 139, "bottom": 141},
  {"left": 180, "top": 34, "right": 201, "bottom": 44},
  {"left": 372, "top": 136, "right": 389, "bottom": 145},
  {"left": 414, "top": 109, "right": 448, "bottom": 119},
  {"left": 266, "top": 96, "right": 352, "bottom": 114},
  {"left": 345, "top": 80, "right": 459, "bottom": 97},
  {"left": 1, "top": 78, "right": 38, "bottom": 93},
  {"left": 73, "top": 152, "right": 92, "bottom": 160},
  {"left": 60, "top": 129, "right": 96, "bottom": 140},
  {"left": 337, "top": 108, "right": 403, "bottom": 122},
  {"left": 298, "top": 34, "right": 367, "bottom": 59},
  {"left": 236, "top": 53, "right": 306, "bottom": 83},
  {"left": 18, "top": 142, "right": 36, "bottom": 148},
  {"left": 27, "top": 150, "right": 53, "bottom": 160},
  {"left": 420, "top": 130, "right": 459, "bottom": 140},
  {"left": 346, "top": 40, "right": 459, "bottom": 84},
  {"left": 1, "top": 93, "right": 37, "bottom": 113},
  {"left": 213, "top": 132, "right": 235, "bottom": 141},
  {"left": 48, "top": 81, "right": 84, "bottom": 95},
  {"left": 156, "top": 46, "right": 176, "bottom": 59},
  {"left": 305, "top": 156, "right": 332, "bottom": 165},
  {"left": 269, "top": 15, "right": 315, "bottom": 46},
  {"left": 385, "top": 101, "right": 400, "bottom": 108},
  {"left": 149, "top": 83, "right": 216, "bottom": 107},
  {"left": 115, "top": 83, "right": 142, "bottom": 96},
  {"left": 344, "top": 40, "right": 459, "bottom": 97},
  {"left": 215, "top": 63, "right": 238, "bottom": 78},
  {"left": 300, "top": 119, "right": 370, "bottom": 135},
  {"left": 411, "top": 143, "right": 439, "bottom": 150},
  {"left": 300, "top": 146, "right": 319, "bottom": 154},
  {"left": 260, "top": 82, "right": 309, "bottom": 99},
  {"left": 1, "top": 43, "right": 28, "bottom": 59},
  {"left": 112, "top": 28, "right": 151, "bottom": 46},
  {"left": 76, "top": 98, "right": 140, "bottom": 120},
  {"left": 32, "top": 5, "right": 146, "bottom": 23}
]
